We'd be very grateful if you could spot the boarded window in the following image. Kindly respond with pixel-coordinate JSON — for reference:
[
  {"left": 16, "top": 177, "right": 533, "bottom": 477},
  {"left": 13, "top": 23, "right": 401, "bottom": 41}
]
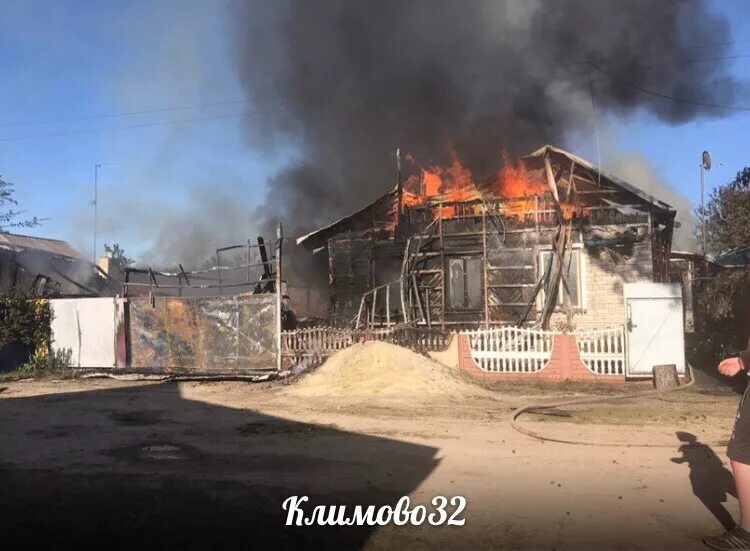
[{"left": 448, "top": 257, "right": 483, "bottom": 311}]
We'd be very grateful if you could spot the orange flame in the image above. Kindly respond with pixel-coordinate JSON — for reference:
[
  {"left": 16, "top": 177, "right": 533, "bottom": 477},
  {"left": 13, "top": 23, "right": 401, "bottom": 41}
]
[
  {"left": 394, "top": 148, "right": 580, "bottom": 231},
  {"left": 402, "top": 150, "right": 475, "bottom": 217}
]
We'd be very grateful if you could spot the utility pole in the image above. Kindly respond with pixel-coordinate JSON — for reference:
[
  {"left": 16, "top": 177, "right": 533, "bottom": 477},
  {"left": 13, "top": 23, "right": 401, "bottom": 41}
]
[
  {"left": 92, "top": 163, "right": 118, "bottom": 264},
  {"left": 92, "top": 163, "right": 101, "bottom": 264},
  {"left": 700, "top": 151, "right": 712, "bottom": 258},
  {"left": 395, "top": 148, "right": 403, "bottom": 231}
]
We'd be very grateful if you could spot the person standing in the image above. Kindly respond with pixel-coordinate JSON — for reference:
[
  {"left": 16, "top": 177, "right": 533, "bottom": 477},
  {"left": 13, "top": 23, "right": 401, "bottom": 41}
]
[{"left": 705, "top": 348, "right": 750, "bottom": 550}]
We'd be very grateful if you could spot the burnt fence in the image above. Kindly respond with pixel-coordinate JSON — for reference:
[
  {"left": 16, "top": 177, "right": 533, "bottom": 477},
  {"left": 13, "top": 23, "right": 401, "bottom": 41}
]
[{"left": 281, "top": 326, "right": 452, "bottom": 371}]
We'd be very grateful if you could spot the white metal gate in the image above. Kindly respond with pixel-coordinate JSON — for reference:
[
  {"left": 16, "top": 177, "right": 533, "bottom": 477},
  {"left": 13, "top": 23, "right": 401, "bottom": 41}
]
[
  {"left": 50, "top": 297, "right": 118, "bottom": 368},
  {"left": 623, "top": 283, "right": 685, "bottom": 377}
]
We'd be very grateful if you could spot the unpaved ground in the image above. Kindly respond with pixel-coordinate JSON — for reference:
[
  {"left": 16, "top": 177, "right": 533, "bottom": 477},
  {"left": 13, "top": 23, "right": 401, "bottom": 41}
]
[{"left": 0, "top": 374, "right": 743, "bottom": 550}]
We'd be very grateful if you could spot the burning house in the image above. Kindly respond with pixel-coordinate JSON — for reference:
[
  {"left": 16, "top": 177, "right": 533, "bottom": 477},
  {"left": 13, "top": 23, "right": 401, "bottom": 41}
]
[{"left": 297, "top": 145, "right": 676, "bottom": 332}]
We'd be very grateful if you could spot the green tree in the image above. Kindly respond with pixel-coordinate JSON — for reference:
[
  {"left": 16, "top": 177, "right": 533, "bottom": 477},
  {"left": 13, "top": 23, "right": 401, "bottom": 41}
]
[
  {"left": 730, "top": 167, "right": 750, "bottom": 190},
  {"left": 103, "top": 243, "right": 134, "bottom": 268},
  {"left": 701, "top": 186, "right": 750, "bottom": 255},
  {"left": 694, "top": 167, "right": 750, "bottom": 363},
  {"left": 0, "top": 176, "right": 45, "bottom": 231}
]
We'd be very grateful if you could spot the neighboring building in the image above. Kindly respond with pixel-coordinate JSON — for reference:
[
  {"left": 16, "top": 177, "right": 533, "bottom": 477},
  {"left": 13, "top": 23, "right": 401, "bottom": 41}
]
[
  {"left": 669, "top": 250, "right": 711, "bottom": 333},
  {"left": 713, "top": 246, "right": 750, "bottom": 269},
  {"left": 0, "top": 232, "right": 109, "bottom": 296},
  {"left": 297, "top": 145, "right": 676, "bottom": 331}
]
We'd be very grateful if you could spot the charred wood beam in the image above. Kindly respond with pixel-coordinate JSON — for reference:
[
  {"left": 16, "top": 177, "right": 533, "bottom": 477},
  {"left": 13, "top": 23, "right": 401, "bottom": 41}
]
[
  {"left": 566, "top": 159, "right": 576, "bottom": 202},
  {"left": 51, "top": 268, "right": 100, "bottom": 296},
  {"left": 544, "top": 153, "right": 561, "bottom": 207},
  {"left": 539, "top": 155, "right": 577, "bottom": 326},
  {"left": 400, "top": 237, "right": 411, "bottom": 324},
  {"left": 257, "top": 236, "right": 271, "bottom": 280},
  {"left": 538, "top": 227, "right": 564, "bottom": 327},
  {"left": 124, "top": 278, "right": 273, "bottom": 291},
  {"left": 178, "top": 264, "right": 190, "bottom": 286},
  {"left": 411, "top": 273, "right": 426, "bottom": 325},
  {"left": 517, "top": 257, "right": 550, "bottom": 326}
]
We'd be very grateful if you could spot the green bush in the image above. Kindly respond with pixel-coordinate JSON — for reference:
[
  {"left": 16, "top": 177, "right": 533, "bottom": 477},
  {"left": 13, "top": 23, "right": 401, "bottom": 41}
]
[
  {"left": 0, "top": 294, "right": 52, "bottom": 351},
  {"left": 20, "top": 348, "right": 73, "bottom": 378}
]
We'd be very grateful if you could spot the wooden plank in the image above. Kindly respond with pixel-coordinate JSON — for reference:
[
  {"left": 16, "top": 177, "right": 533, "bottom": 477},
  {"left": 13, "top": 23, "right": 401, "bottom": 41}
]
[
  {"left": 411, "top": 273, "right": 426, "bottom": 323},
  {"left": 482, "top": 210, "right": 489, "bottom": 328},
  {"left": 386, "top": 284, "right": 390, "bottom": 326},
  {"left": 438, "top": 208, "right": 445, "bottom": 328},
  {"left": 424, "top": 288, "right": 432, "bottom": 328}
]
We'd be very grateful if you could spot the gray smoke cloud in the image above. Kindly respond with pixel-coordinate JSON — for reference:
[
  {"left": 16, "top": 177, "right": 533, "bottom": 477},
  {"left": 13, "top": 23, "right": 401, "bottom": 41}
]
[
  {"left": 231, "top": 0, "right": 742, "bottom": 268},
  {"left": 604, "top": 154, "right": 698, "bottom": 251}
]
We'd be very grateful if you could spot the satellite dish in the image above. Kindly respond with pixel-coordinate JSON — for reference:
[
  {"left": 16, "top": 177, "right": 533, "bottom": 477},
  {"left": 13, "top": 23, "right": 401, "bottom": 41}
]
[{"left": 702, "top": 150, "right": 712, "bottom": 170}]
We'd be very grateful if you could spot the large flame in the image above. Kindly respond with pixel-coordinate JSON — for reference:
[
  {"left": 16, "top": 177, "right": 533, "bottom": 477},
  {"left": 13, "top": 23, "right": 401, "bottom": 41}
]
[
  {"left": 402, "top": 149, "right": 550, "bottom": 216},
  {"left": 403, "top": 150, "right": 474, "bottom": 218},
  {"left": 490, "top": 152, "right": 547, "bottom": 218},
  {"left": 394, "top": 148, "right": 581, "bottom": 232}
]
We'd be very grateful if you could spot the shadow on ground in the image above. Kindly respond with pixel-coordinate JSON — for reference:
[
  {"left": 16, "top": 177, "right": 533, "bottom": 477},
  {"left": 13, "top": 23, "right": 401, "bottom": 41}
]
[
  {"left": 673, "top": 431, "right": 737, "bottom": 530},
  {"left": 0, "top": 382, "right": 440, "bottom": 549}
]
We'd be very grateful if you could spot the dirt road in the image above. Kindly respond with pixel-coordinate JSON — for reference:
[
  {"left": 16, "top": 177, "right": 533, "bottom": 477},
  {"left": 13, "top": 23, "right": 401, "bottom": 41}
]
[{"left": 0, "top": 377, "right": 741, "bottom": 550}]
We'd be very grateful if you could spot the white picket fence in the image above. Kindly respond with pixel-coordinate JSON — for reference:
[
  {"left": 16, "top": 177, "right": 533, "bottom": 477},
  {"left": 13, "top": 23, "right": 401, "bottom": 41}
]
[
  {"left": 465, "top": 326, "right": 555, "bottom": 373},
  {"left": 281, "top": 326, "right": 354, "bottom": 357},
  {"left": 575, "top": 326, "right": 626, "bottom": 375}
]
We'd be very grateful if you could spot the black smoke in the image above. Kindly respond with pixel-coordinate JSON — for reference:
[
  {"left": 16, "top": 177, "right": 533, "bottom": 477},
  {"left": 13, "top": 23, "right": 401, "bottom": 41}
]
[{"left": 231, "top": 0, "right": 743, "bottom": 283}]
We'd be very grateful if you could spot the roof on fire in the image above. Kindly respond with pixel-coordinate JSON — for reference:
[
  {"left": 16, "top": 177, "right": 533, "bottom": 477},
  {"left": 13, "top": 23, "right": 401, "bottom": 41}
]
[{"left": 296, "top": 144, "right": 676, "bottom": 249}]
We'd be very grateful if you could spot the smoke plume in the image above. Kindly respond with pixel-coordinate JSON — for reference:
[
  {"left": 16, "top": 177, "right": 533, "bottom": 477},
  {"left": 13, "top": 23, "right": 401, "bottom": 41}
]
[
  {"left": 231, "top": 0, "right": 743, "bottom": 280},
  {"left": 605, "top": 153, "right": 698, "bottom": 251}
]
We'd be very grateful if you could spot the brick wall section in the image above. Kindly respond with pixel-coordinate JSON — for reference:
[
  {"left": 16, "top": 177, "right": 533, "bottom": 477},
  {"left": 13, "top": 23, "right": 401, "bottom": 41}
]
[
  {"left": 458, "top": 332, "right": 568, "bottom": 381},
  {"left": 552, "top": 240, "right": 654, "bottom": 331},
  {"left": 457, "top": 333, "right": 628, "bottom": 383}
]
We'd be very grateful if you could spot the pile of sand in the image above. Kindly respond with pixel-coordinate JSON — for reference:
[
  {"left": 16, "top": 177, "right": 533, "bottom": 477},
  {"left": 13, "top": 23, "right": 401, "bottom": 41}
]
[{"left": 286, "top": 341, "right": 490, "bottom": 401}]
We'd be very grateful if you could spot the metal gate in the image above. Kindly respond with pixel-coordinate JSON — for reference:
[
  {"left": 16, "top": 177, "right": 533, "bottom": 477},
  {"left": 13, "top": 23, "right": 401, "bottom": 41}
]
[
  {"left": 50, "top": 297, "right": 119, "bottom": 368},
  {"left": 623, "top": 283, "right": 685, "bottom": 377}
]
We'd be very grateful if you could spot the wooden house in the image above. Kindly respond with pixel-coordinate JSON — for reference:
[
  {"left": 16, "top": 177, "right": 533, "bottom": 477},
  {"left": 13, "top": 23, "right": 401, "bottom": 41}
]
[{"left": 297, "top": 145, "right": 676, "bottom": 331}]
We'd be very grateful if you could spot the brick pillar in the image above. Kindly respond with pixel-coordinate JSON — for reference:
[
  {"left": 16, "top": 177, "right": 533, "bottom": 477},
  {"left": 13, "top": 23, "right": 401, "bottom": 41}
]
[{"left": 555, "top": 334, "right": 575, "bottom": 380}]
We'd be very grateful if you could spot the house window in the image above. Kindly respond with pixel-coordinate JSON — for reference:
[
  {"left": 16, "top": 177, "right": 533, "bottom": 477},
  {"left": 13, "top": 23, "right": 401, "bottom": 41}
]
[
  {"left": 537, "top": 249, "right": 584, "bottom": 309},
  {"left": 448, "top": 257, "right": 483, "bottom": 311}
]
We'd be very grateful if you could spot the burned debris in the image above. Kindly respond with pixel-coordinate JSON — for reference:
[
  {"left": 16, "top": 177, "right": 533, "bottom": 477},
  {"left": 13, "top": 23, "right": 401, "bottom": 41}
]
[
  {"left": 0, "top": 232, "right": 114, "bottom": 298},
  {"left": 121, "top": 224, "right": 297, "bottom": 329}
]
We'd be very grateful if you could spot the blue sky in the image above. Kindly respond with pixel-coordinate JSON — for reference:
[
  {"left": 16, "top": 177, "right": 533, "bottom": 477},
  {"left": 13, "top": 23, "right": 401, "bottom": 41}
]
[{"left": 0, "top": 0, "right": 748, "bottom": 264}]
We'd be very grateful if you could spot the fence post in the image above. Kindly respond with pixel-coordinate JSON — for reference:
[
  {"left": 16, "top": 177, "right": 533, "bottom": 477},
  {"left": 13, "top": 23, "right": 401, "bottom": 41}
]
[{"left": 275, "top": 223, "right": 283, "bottom": 372}]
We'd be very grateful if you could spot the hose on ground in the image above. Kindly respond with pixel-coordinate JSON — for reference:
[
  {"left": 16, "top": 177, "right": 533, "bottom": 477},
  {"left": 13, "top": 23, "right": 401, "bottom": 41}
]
[{"left": 510, "top": 365, "right": 729, "bottom": 448}]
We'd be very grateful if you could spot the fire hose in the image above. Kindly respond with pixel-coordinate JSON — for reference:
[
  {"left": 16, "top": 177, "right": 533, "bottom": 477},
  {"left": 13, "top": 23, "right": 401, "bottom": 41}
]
[{"left": 510, "top": 364, "right": 730, "bottom": 448}]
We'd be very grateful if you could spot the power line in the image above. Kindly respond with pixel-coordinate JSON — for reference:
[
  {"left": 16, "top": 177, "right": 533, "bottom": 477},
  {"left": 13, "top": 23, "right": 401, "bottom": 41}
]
[
  {"left": 2, "top": 44, "right": 748, "bottom": 141},
  {"left": 673, "top": 38, "right": 750, "bottom": 51},
  {"left": 5, "top": 37, "right": 748, "bottom": 130},
  {"left": 0, "top": 108, "right": 282, "bottom": 142},
  {"left": 0, "top": 97, "right": 283, "bottom": 129},
  {"left": 566, "top": 54, "right": 750, "bottom": 74},
  {"left": 637, "top": 53, "right": 750, "bottom": 69},
  {"left": 587, "top": 62, "right": 750, "bottom": 112}
]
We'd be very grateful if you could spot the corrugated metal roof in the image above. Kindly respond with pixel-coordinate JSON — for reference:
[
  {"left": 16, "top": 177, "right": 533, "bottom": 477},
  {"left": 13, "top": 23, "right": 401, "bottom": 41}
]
[{"left": 0, "top": 232, "right": 87, "bottom": 260}]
